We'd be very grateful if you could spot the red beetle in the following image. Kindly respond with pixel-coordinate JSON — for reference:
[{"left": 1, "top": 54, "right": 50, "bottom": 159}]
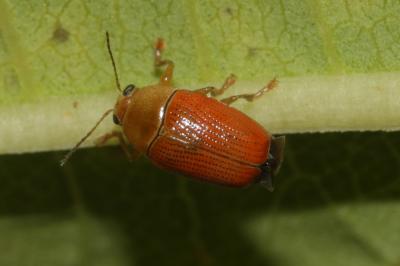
[{"left": 61, "top": 32, "right": 285, "bottom": 190}]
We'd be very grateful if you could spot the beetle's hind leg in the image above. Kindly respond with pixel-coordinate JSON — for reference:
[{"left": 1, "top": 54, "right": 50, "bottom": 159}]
[
  {"left": 95, "top": 131, "right": 140, "bottom": 161},
  {"left": 195, "top": 74, "right": 237, "bottom": 97},
  {"left": 221, "top": 78, "right": 278, "bottom": 105},
  {"left": 154, "top": 38, "right": 174, "bottom": 86}
]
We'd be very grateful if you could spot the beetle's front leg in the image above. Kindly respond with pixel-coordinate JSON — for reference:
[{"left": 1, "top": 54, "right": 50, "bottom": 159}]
[
  {"left": 154, "top": 38, "right": 174, "bottom": 86},
  {"left": 95, "top": 131, "right": 140, "bottom": 161},
  {"left": 195, "top": 74, "right": 237, "bottom": 97}
]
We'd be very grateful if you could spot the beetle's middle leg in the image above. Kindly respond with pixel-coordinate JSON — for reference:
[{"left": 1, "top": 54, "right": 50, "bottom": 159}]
[
  {"left": 195, "top": 74, "right": 237, "bottom": 97},
  {"left": 220, "top": 78, "right": 278, "bottom": 105},
  {"left": 95, "top": 130, "right": 139, "bottom": 161},
  {"left": 154, "top": 38, "right": 174, "bottom": 86}
]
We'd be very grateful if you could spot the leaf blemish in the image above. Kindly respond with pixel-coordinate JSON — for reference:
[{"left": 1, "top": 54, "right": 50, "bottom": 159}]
[
  {"left": 52, "top": 25, "right": 70, "bottom": 43},
  {"left": 247, "top": 47, "right": 260, "bottom": 58},
  {"left": 225, "top": 7, "right": 234, "bottom": 16}
]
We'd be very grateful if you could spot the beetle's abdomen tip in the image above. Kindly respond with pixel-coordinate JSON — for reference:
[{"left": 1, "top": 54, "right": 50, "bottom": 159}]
[
  {"left": 270, "top": 135, "right": 285, "bottom": 176},
  {"left": 262, "top": 178, "right": 275, "bottom": 192},
  {"left": 256, "top": 135, "right": 285, "bottom": 192}
]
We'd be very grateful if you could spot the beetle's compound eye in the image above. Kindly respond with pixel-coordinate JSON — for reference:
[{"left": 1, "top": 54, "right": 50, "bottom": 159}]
[
  {"left": 112, "top": 114, "right": 120, "bottom": 125},
  {"left": 123, "top": 84, "right": 135, "bottom": 96}
]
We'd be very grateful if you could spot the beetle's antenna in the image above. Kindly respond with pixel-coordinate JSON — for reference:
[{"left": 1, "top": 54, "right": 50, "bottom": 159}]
[
  {"left": 60, "top": 108, "right": 114, "bottom": 166},
  {"left": 106, "top": 31, "right": 122, "bottom": 92}
]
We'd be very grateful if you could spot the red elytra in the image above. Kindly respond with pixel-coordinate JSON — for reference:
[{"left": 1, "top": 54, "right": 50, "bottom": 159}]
[
  {"left": 149, "top": 90, "right": 270, "bottom": 187},
  {"left": 61, "top": 33, "right": 285, "bottom": 190}
]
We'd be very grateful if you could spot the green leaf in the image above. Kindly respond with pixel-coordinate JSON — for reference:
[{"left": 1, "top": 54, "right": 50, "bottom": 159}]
[
  {"left": 1, "top": 1, "right": 400, "bottom": 266},
  {"left": 1, "top": 0, "right": 400, "bottom": 153}
]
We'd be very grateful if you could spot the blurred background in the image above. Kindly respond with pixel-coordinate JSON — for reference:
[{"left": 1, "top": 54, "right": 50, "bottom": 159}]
[{"left": 1, "top": 132, "right": 400, "bottom": 265}]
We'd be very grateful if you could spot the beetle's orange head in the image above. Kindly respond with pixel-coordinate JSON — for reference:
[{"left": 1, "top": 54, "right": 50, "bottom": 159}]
[{"left": 113, "top": 84, "right": 136, "bottom": 125}]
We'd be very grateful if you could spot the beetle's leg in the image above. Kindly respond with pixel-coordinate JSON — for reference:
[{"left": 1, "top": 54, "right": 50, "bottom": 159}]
[
  {"left": 154, "top": 38, "right": 174, "bottom": 86},
  {"left": 220, "top": 78, "right": 278, "bottom": 105},
  {"left": 195, "top": 74, "right": 237, "bottom": 97},
  {"left": 95, "top": 131, "right": 139, "bottom": 161}
]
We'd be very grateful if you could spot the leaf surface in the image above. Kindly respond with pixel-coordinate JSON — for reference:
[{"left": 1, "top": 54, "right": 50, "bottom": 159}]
[{"left": 1, "top": 1, "right": 400, "bottom": 265}]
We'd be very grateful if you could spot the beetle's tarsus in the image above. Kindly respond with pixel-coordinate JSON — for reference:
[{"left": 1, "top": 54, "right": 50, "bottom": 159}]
[
  {"left": 220, "top": 77, "right": 278, "bottom": 105},
  {"left": 195, "top": 74, "right": 237, "bottom": 97},
  {"left": 154, "top": 38, "right": 174, "bottom": 85}
]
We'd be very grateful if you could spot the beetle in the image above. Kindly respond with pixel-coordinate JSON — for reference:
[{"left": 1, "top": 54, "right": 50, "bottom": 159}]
[{"left": 61, "top": 32, "right": 285, "bottom": 190}]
